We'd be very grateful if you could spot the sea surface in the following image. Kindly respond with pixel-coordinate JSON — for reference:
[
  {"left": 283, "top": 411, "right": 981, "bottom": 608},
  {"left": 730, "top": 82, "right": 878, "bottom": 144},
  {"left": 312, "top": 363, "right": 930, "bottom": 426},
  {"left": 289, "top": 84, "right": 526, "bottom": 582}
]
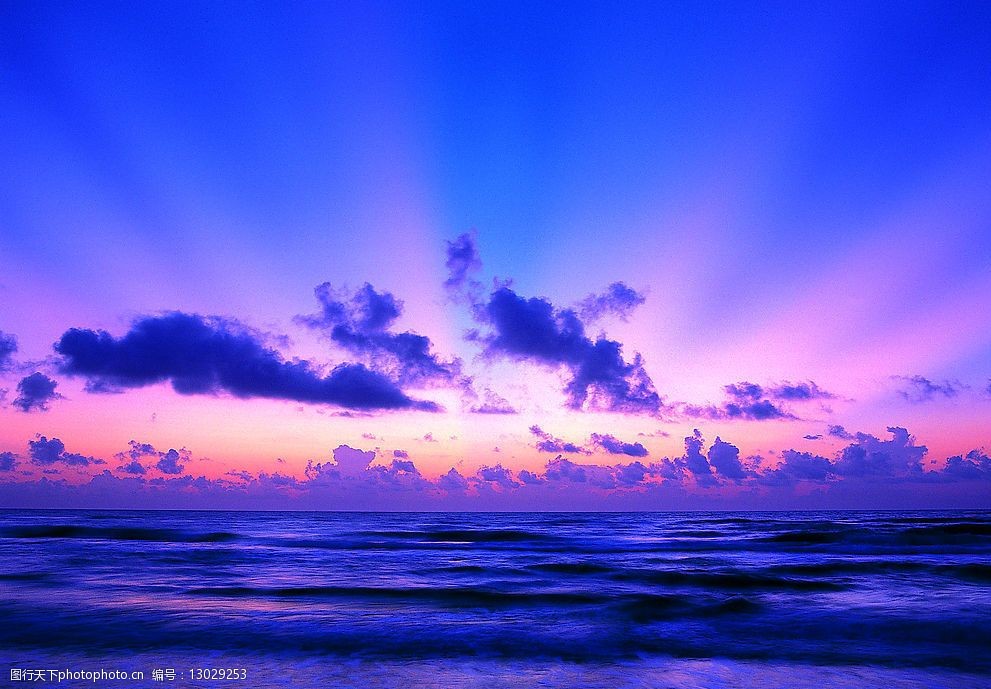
[{"left": 1, "top": 510, "right": 989, "bottom": 688}]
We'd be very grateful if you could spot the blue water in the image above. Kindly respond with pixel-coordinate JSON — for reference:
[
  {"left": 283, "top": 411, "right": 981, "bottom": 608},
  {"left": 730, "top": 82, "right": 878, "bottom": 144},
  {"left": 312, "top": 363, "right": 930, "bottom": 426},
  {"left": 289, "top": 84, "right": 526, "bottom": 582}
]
[{"left": 1, "top": 510, "right": 989, "bottom": 687}]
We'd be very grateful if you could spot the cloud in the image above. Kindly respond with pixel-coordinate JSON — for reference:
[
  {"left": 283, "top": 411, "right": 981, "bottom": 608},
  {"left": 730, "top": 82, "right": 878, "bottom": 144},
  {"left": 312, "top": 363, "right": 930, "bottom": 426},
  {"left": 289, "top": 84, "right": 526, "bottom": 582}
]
[
  {"left": 827, "top": 424, "right": 855, "bottom": 440},
  {"left": 393, "top": 449, "right": 409, "bottom": 459},
  {"left": 0, "top": 452, "right": 16, "bottom": 472},
  {"left": 0, "top": 331, "right": 16, "bottom": 372},
  {"left": 3, "top": 426, "right": 989, "bottom": 510},
  {"left": 767, "top": 382, "right": 835, "bottom": 401},
  {"left": 684, "top": 399, "right": 793, "bottom": 421},
  {"left": 478, "top": 287, "right": 661, "bottom": 413},
  {"left": 476, "top": 465, "right": 518, "bottom": 490},
  {"left": 759, "top": 450, "right": 833, "bottom": 485},
  {"left": 652, "top": 430, "right": 718, "bottom": 486},
  {"left": 469, "top": 388, "right": 517, "bottom": 415},
  {"left": 114, "top": 440, "right": 190, "bottom": 475},
  {"left": 529, "top": 425, "right": 589, "bottom": 454},
  {"left": 13, "top": 373, "right": 61, "bottom": 412},
  {"left": 330, "top": 444, "right": 375, "bottom": 478},
  {"left": 684, "top": 380, "right": 835, "bottom": 421},
  {"left": 577, "top": 282, "right": 645, "bottom": 322},
  {"left": 832, "top": 426, "right": 925, "bottom": 478},
  {"left": 706, "top": 437, "right": 749, "bottom": 481},
  {"left": 444, "top": 231, "right": 483, "bottom": 293},
  {"left": 298, "top": 283, "right": 462, "bottom": 388},
  {"left": 55, "top": 312, "right": 439, "bottom": 412},
  {"left": 893, "top": 375, "right": 966, "bottom": 403},
  {"left": 544, "top": 456, "right": 588, "bottom": 483},
  {"left": 437, "top": 467, "right": 469, "bottom": 493},
  {"left": 27, "top": 436, "right": 103, "bottom": 467},
  {"left": 941, "top": 450, "right": 991, "bottom": 481},
  {"left": 590, "top": 433, "right": 648, "bottom": 457},
  {"left": 803, "top": 434, "right": 823, "bottom": 440}
]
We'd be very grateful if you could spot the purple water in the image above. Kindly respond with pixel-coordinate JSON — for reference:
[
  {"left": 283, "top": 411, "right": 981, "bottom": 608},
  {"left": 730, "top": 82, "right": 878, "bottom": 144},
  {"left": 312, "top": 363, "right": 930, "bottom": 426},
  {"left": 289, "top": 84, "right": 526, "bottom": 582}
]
[{"left": 2, "top": 510, "right": 989, "bottom": 687}]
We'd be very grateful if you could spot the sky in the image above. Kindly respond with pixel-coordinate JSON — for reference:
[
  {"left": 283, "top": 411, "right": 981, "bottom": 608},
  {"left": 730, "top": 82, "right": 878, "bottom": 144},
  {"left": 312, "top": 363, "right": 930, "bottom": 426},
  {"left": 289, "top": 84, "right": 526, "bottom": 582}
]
[{"left": 1, "top": 1, "right": 989, "bottom": 509}]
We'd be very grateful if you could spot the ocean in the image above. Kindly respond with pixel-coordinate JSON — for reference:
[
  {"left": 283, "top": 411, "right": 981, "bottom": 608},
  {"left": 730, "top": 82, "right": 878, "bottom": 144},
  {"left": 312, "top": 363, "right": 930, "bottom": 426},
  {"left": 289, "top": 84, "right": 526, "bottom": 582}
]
[{"left": 1, "top": 510, "right": 989, "bottom": 688}]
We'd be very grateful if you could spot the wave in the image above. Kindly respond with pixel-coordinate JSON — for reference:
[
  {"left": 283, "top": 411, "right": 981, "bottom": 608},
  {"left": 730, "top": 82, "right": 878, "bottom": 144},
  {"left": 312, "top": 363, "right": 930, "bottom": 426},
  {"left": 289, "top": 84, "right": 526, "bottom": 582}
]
[
  {"left": 186, "top": 585, "right": 603, "bottom": 607},
  {"left": 2, "top": 525, "right": 240, "bottom": 543},
  {"left": 358, "top": 529, "right": 561, "bottom": 543}
]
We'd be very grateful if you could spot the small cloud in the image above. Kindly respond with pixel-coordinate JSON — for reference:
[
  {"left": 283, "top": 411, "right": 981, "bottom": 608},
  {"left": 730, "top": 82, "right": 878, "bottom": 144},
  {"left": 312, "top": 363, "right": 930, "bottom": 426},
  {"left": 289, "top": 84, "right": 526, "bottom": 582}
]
[
  {"left": 0, "top": 451, "right": 17, "bottom": 471},
  {"left": 577, "top": 282, "right": 645, "bottom": 323},
  {"left": 529, "top": 425, "right": 589, "bottom": 455},
  {"left": 13, "top": 373, "right": 62, "bottom": 413},
  {"left": 893, "top": 375, "right": 966, "bottom": 403},
  {"left": 0, "top": 331, "right": 17, "bottom": 372},
  {"left": 827, "top": 424, "right": 855, "bottom": 440},
  {"left": 28, "top": 436, "right": 103, "bottom": 467},
  {"left": 469, "top": 389, "right": 517, "bottom": 415},
  {"left": 590, "top": 432, "right": 648, "bottom": 457}
]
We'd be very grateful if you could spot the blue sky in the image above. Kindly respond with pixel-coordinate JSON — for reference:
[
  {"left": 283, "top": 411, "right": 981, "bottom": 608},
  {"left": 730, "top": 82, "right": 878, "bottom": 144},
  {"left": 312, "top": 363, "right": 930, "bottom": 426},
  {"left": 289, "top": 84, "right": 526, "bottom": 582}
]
[{"left": 1, "top": 1, "right": 990, "bottom": 508}]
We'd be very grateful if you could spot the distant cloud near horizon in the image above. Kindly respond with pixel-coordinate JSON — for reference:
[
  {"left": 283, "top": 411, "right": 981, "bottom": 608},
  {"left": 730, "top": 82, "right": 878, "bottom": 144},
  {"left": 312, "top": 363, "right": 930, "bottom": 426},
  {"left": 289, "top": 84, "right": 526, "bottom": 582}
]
[
  {"left": 1, "top": 425, "right": 989, "bottom": 509},
  {"left": 55, "top": 313, "right": 440, "bottom": 413},
  {"left": 28, "top": 436, "right": 103, "bottom": 467}
]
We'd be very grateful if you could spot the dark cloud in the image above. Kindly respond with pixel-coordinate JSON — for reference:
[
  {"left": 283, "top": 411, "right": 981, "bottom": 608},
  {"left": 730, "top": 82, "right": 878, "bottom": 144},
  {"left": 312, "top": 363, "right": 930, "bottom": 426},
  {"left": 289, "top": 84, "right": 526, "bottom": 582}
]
[
  {"left": 706, "top": 437, "right": 748, "bottom": 481},
  {"left": 725, "top": 380, "right": 834, "bottom": 402},
  {"left": 803, "top": 434, "right": 823, "bottom": 440},
  {"left": 686, "top": 380, "right": 834, "bottom": 421},
  {"left": 529, "top": 425, "right": 589, "bottom": 455},
  {"left": 684, "top": 399, "right": 794, "bottom": 421},
  {"left": 298, "top": 283, "right": 462, "bottom": 387},
  {"left": 4, "top": 428, "right": 989, "bottom": 510},
  {"left": 893, "top": 375, "right": 966, "bottom": 403},
  {"left": 0, "top": 331, "right": 17, "bottom": 372},
  {"left": 393, "top": 449, "right": 409, "bottom": 459},
  {"left": 517, "top": 469, "right": 544, "bottom": 485},
  {"left": 614, "top": 461, "right": 648, "bottom": 485},
  {"left": 55, "top": 312, "right": 439, "bottom": 412},
  {"left": 156, "top": 449, "right": 187, "bottom": 475},
  {"left": 115, "top": 440, "right": 190, "bottom": 475},
  {"left": 832, "top": 427, "right": 926, "bottom": 478},
  {"left": 827, "top": 424, "right": 855, "bottom": 440},
  {"left": 544, "top": 456, "right": 588, "bottom": 483},
  {"left": 0, "top": 452, "right": 16, "bottom": 472},
  {"left": 941, "top": 450, "right": 991, "bottom": 481},
  {"left": 577, "top": 282, "right": 645, "bottom": 322},
  {"left": 480, "top": 287, "right": 661, "bottom": 413},
  {"left": 28, "top": 436, "right": 103, "bottom": 466},
  {"left": 119, "top": 461, "right": 146, "bottom": 475},
  {"left": 653, "top": 430, "right": 718, "bottom": 486},
  {"left": 590, "top": 433, "right": 648, "bottom": 457},
  {"left": 476, "top": 465, "right": 517, "bottom": 489},
  {"left": 759, "top": 449, "right": 833, "bottom": 485},
  {"left": 13, "top": 373, "right": 61, "bottom": 412},
  {"left": 769, "top": 382, "right": 835, "bottom": 401},
  {"left": 437, "top": 467, "right": 469, "bottom": 493}
]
